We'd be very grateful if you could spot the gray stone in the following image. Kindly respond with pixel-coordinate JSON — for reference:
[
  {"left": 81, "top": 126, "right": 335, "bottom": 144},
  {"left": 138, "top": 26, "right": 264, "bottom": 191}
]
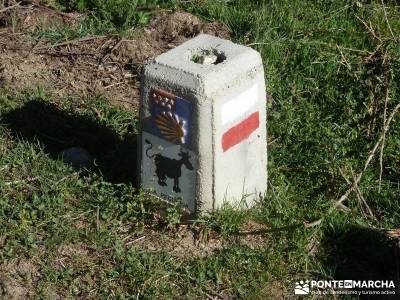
[
  {"left": 139, "top": 34, "right": 267, "bottom": 214},
  {"left": 60, "top": 147, "right": 92, "bottom": 170}
]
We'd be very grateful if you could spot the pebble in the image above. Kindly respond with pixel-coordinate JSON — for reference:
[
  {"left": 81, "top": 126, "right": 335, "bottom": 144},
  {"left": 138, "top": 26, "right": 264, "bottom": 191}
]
[{"left": 60, "top": 147, "right": 93, "bottom": 170}]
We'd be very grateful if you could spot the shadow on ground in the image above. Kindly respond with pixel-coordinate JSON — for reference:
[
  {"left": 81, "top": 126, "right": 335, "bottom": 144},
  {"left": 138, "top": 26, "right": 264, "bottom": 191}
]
[
  {"left": 1, "top": 99, "right": 138, "bottom": 185},
  {"left": 320, "top": 225, "right": 400, "bottom": 299}
]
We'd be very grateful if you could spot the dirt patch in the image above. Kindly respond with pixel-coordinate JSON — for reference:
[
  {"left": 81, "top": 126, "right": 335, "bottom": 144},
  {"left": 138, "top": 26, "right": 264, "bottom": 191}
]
[
  {"left": 256, "top": 281, "right": 295, "bottom": 300},
  {"left": 0, "top": 6, "right": 231, "bottom": 109},
  {"left": 0, "top": 258, "right": 40, "bottom": 300},
  {"left": 0, "top": 3, "right": 81, "bottom": 31},
  {"left": 53, "top": 242, "right": 91, "bottom": 271},
  {"left": 147, "top": 11, "right": 231, "bottom": 44},
  {"left": 124, "top": 221, "right": 268, "bottom": 258},
  {"left": 238, "top": 220, "right": 269, "bottom": 249},
  {"left": 132, "top": 226, "right": 224, "bottom": 258}
]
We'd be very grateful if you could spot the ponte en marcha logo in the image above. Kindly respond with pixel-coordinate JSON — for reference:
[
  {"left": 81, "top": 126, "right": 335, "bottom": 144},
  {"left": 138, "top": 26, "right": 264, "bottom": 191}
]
[{"left": 294, "top": 279, "right": 397, "bottom": 296}]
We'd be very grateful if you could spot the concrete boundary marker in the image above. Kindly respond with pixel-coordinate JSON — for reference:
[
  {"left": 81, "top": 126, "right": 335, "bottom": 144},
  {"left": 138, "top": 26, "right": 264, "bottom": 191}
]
[{"left": 139, "top": 34, "right": 267, "bottom": 214}]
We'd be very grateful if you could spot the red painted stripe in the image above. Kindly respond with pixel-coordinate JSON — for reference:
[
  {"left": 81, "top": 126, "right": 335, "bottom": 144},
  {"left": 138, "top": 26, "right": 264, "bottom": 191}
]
[
  {"left": 153, "top": 88, "right": 177, "bottom": 100},
  {"left": 222, "top": 112, "right": 260, "bottom": 152}
]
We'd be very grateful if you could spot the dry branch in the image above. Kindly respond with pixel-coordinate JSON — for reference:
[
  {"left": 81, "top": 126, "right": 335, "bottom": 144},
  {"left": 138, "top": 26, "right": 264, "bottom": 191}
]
[
  {"left": 385, "top": 229, "right": 400, "bottom": 238},
  {"left": 339, "top": 166, "right": 374, "bottom": 217},
  {"left": 355, "top": 15, "right": 382, "bottom": 43},
  {"left": 304, "top": 219, "right": 322, "bottom": 228},
  {"left": 351, "top": 169, "right": 375, "bottom": 219},
  {"left": 0, "top": 1, "right": 20, "bottom": 14},
  {"left": 34, "top": 35, "right": 107, "bottom": 51},
  {"left": 100, "top": 38, "right": 124, "bottom": 64},
  {"left": 379, "top": 63, "right": 390, "bottom": 192},
  {"left": 381, "top": 0, "right": 395, "bottom": 39},
  {"left": 335, "top": 102, "right": 400, "bottom": 207}
]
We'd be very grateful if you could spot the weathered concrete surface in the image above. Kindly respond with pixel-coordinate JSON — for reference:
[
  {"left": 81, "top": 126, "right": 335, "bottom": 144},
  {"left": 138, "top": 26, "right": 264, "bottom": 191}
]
[{"left": 139, "top": 34, "right": 267, "bottom": 214}]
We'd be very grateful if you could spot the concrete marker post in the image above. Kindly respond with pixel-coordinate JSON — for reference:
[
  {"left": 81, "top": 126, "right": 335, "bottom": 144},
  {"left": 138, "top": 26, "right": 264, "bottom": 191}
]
[{"left": 139, "top": 34, "right": 267, "bottom": 214}]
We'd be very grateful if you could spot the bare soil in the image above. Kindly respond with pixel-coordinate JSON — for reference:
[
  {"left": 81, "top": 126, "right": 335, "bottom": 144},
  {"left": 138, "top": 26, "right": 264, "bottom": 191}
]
[
  {"left": 0, "top": 259, "right": 40, "bottom": 299},
  {"left": 0, "top": 4, "right": 231, "bottom": 109}
]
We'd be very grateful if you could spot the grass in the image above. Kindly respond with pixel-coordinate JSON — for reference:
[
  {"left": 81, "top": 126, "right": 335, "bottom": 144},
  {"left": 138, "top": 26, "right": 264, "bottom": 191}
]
[
  {"left": 1, "top": 0, "right": 400, "bottom": 299},
  {"left": 0, "top": 92, "right": 279, "bottom": 299},
  {"left": 33, "top": 0, "right": 161, "bottom": 43}
]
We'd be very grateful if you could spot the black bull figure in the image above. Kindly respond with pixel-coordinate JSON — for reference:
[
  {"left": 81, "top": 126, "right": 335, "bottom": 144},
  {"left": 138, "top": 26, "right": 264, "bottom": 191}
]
[{"left": 145, "top": 139, "right": 194, "bottom": 193}]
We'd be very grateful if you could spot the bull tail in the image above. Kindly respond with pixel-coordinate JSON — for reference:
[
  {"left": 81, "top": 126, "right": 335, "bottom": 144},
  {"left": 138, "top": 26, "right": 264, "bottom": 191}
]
[{"left": 145, "top": 139, "right": 156, "bottom": 158}]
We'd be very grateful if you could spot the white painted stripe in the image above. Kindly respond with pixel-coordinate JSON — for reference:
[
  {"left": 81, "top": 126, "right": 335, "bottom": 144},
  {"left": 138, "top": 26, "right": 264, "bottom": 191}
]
[{"left": 221, "top": 83, "right": 259, "bottom": 125}]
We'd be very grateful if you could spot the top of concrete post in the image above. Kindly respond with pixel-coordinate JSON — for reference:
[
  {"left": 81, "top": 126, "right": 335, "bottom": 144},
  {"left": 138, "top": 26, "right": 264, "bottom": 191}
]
[{"left": 145, "top": 34, "right": 263, "bottom": 96}]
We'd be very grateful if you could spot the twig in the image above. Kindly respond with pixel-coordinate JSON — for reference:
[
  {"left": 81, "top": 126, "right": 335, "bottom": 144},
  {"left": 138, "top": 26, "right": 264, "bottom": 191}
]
[
  {"left": 304, "top": 219, "right": 322, "bottom": 228},
  {"left": 34, "top": 50, "right": 97, "bottom": 57},
  {"left": 54, "top": 172, "right": 79, "bottom": 186},
  {"left": 337, "top": 45, "right": 371, "bottom": 54},
  {"left": 96, "top": 38, "right": 114, "bottom": 53},
  {"left": 0, "top": 2, "right": 21, "bottom": 14},
  {"left": 96, "top": 205, "right": 100, "bottom": 232},
  {"left": 100, "top": 38, "right": 124, "bottom": 64},
  {"left": 336, "top": 102, "right": 400, "bottom": 207},
  {"left": 339, "top": 167, "right": 372, "bottom": 216},
  {"left": 125, "top": 236, "right": 146, "bottom": 246},
  {"left": 355, "top": 15, "right": 382, "bottom": 43},
  {"left": 335, "top": 185, "right": 355, "bottom": 208},
  {"left": 336, "top": 167, "right": 354, "bottom": 209},
  {"left": 205, "top": 293, "right": 215, "bottom": 300},
  {"left": 265, "top": 223, "right": 306, "bottom": 232},
  {"left": 381, "top": 0, "right": 395, "bottom": 39},
  {"left": 204, "top": 289, "right": 226, "bottom": 300},
  {"left": 246, "top": 42, "right": 269, "bottom": 47},
  {"left": 91, "top": 106, "right": 103, "bottom": 120},
  {"left": 379, "top": 65, "right": 390, "bottom": 192},
  {"left": 364, "top": 44, "right": 383, "bottom": 63},
  {"left": 104, "top": 81, "right": 125, "bottom": 89},
  {"left": 34, "top": 35, "right": 107, "bottom": 51},
  {"left": 385, "top": 229, "right": 400, "bottom": 238},
  {"left": 336, "top": 44, "right": 351, "bottom": 70},
  {"left": 336, "top": 202, "right": 351, "bottom": 212},
  {"left": 323, "top": 5, "right": 351, "bottom": 20},
  {"left": 338, "top": 167, "right": 351, "bottom": 185},
  {"left": 351, "top": 169, "right": 375, "bottom": 219}
]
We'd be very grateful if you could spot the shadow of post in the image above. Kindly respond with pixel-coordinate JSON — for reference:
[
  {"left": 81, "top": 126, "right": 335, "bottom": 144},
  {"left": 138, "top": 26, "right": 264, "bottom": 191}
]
[
  {"left": 319, "top": 225, "right": 399, "bottom": 299},
  {"left": 1, "top": 99, "right": 138, "bottom": 185}
]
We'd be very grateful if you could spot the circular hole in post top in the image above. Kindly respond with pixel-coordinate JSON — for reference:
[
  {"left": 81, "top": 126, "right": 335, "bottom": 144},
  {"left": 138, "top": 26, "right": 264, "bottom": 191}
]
[{"left": 190, "top": 48, "right": 226, "bottom": 65}]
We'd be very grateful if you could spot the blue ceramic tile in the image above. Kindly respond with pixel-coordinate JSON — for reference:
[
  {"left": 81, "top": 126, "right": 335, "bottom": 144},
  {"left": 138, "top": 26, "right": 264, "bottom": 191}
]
[{"left": 149, "top": 88, "right": 193, "bottom": 146}]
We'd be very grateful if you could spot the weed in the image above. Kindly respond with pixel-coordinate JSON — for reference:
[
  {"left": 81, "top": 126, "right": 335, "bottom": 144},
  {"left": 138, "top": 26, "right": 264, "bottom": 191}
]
[{"left": 166, "top": 202, "right": 183, "bottom": 229}]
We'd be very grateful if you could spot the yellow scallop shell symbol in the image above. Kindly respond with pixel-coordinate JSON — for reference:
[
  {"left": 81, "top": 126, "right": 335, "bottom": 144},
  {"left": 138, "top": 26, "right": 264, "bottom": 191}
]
[{"left": 155, "top": 112, "right": 185, "bottom": 144}]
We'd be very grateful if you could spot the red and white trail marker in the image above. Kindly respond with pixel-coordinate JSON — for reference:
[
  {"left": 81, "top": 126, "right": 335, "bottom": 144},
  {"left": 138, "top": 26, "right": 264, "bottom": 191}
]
[
  {"left": 220, "top": 83, "right": 261, "bottom": 152},
  {"left": 222, "top": 111, "right": 260, "bottom": 152}
]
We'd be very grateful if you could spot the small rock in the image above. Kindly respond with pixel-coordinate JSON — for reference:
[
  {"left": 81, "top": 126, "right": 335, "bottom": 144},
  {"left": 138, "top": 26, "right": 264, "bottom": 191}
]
[
  {"left": 199, "top": 54, "right": 218, "bottom": 65},
  {"left": 60, "top": 147, "right": 93, "bottom": 170}
]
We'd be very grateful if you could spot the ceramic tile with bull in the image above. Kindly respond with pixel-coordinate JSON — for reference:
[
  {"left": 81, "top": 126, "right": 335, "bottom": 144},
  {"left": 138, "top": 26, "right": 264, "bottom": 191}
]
[{"left": 141, "top": 132, "right": 196, "bottom": 212}]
